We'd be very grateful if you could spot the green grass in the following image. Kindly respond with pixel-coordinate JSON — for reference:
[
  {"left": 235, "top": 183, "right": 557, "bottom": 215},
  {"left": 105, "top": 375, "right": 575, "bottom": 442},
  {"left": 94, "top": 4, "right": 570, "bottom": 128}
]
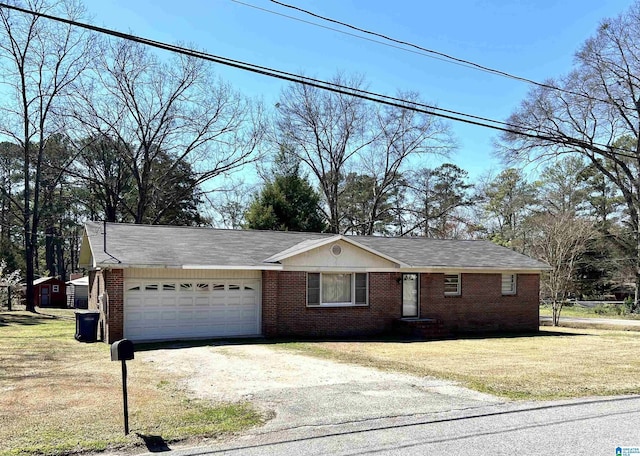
[
  {"left": 277, "top": 327, "right": 640, "bottom": 400},
  {"left": 0, "top": 310, "right": 263, "bottom": 456},
  {"left": 540, "top": 303, "right": 640, "bottom": 320}
]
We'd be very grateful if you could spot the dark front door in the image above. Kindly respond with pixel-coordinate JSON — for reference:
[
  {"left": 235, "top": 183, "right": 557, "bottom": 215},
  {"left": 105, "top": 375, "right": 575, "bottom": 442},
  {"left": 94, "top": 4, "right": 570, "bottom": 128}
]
[
  {"left": 402, "top": 274, "right": 419, "bottom": 318},
  {"left": 41, "top": 285, "right": 50, "bottom": 306}
]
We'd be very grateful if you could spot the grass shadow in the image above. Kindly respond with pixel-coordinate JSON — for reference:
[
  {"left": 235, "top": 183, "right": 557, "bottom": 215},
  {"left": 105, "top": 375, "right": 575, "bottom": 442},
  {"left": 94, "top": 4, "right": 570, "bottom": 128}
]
[
  {"left": 136, "top": 434, "right": 171, "bottom": 452},
  {"left": 0, "top": 307, "right": 75, "bottom": 326},
  {"left": 0, "top": 312, "right": 60, "bottom": 327}
]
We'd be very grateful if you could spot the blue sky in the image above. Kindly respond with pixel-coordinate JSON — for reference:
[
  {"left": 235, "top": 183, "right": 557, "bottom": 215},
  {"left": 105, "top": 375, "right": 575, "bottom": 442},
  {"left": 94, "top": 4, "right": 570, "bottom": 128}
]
[{"left": 88, "top": 0, "right": 633, "bottom": 180}]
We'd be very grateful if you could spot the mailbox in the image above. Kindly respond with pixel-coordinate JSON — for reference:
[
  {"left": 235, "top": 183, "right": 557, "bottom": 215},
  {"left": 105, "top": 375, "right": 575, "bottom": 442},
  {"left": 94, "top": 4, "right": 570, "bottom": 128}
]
[{"left": 111, "top": 339, "right": 135, "bottom": 361}]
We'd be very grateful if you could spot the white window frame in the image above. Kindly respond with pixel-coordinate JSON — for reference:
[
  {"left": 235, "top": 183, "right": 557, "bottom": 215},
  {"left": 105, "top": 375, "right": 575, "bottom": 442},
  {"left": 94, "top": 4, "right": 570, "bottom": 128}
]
[
  {"left": 52, "top": 284, "right": 59, "bottom": 293},
  {"left": 307, "top": 272, "right": 368, "bottom": 307},
  {"left": 502, "top": 273, "right": 517, "bottom": 295},
  {"left": 444, "top": 273, "right": 461, "bottom": 296}
]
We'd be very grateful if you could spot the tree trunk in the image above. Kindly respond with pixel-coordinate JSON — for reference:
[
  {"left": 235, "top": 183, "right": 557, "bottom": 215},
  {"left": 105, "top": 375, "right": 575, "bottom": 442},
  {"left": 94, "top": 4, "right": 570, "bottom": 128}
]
[{"left": 552, "top": 300, "right": 563, "bottom": 326}]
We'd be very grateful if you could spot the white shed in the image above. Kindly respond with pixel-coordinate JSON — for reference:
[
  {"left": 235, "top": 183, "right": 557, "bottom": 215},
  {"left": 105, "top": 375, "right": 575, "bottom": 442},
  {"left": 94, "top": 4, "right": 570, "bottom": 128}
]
[{"left": 67, "top": 276, "right": 89, "bottom": 309}]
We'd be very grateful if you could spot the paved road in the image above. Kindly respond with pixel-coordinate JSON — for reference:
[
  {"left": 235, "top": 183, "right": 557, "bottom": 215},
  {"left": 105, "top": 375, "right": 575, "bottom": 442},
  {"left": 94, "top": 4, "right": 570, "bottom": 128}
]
[
  {"left": 540, "top": 315, "right": 640, "bottom": 327},
  {"left": 141, "top": 396, "right": 640, "bottom": 456}
]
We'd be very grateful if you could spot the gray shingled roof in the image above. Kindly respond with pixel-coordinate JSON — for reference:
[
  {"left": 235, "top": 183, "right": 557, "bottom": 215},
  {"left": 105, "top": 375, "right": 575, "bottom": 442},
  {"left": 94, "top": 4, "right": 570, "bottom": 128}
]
[{"left": 82, "top": 221, "right": 549, "bottom": 271}]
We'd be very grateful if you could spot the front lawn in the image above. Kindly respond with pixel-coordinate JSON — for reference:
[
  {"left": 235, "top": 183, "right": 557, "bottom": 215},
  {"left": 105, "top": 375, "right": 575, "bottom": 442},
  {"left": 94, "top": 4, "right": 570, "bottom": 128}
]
[
  {"left": 0, "top": 310, "right": 262, "bottom": 456},
  {"left": 281, "top": 327, "right": 640, "bottom": 400}
]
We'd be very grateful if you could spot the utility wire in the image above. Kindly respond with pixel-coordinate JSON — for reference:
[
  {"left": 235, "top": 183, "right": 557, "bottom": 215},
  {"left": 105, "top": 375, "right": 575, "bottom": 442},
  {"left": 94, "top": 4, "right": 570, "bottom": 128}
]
[
  {"left": 231, "top": 0, "right": 485, "bottom": 71},
  {"left": 266, "top": 0, "right": 615, "bottom": 105},
  {"left": 0, "top": 2, "right": 636, "bottom": 159}
]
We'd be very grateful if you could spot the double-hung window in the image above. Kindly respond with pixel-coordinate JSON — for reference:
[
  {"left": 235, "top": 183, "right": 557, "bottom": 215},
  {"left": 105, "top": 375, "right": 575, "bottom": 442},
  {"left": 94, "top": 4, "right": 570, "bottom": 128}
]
[
  {"left": 307, "top": 273, "right": 368, "bottom": 307},
  {"left": 444, "top": 273, "right": 461, "bottom": 296},
  {"left": 502, "top": 274, "right": 517, "bottom": 295}
]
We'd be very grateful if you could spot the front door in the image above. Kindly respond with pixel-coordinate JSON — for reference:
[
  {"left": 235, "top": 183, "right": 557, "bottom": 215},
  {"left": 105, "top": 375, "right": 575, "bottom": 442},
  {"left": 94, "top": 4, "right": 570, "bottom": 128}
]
[
  {"left": 41, "top": 285, "right": 50, "bottom": 306},
  {"left": 402, "top": 274, "right": 419, "bottom": 318}
]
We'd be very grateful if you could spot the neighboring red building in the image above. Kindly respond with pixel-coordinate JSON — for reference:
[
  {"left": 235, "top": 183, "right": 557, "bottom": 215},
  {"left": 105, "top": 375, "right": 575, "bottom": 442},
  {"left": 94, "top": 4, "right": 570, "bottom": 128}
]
[{"left": 33, "top": 277, "right": 67, "bottom": 308}]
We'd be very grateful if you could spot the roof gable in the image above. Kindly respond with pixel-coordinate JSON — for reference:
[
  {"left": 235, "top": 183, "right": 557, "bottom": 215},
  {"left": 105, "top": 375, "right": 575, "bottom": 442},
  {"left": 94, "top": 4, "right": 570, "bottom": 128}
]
[
  {"left": 275, "top": 238, "right": 402, "bottom": 270},
  {"left": 264, "top": 235, "right": 406, "bottom": 267}
]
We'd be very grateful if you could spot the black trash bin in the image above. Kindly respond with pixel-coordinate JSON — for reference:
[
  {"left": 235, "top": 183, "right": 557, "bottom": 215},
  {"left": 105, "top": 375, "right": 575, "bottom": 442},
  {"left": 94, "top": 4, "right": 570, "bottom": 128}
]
[{"left": 75, "top": 310, "right": 100, "bottom": 342}]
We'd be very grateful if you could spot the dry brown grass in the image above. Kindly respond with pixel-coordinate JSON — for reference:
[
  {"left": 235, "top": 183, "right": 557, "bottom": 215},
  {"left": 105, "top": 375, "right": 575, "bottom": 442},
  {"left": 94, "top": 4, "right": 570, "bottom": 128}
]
[
  {"left": 282, "top": 327, "right": 640, "bottom": 400},
  {"left": 0, "top": 310, "right": 262, "bottom": 456}
]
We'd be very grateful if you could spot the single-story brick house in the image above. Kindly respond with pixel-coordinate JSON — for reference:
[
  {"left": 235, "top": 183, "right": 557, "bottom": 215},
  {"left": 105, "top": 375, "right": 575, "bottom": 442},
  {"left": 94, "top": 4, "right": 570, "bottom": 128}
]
[{"left": 79, "top": 221, "right": 549, "bottom": 343}]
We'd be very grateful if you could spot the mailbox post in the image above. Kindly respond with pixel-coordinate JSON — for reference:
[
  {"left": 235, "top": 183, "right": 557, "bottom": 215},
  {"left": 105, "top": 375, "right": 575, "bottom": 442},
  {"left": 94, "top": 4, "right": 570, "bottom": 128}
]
[{"left": 110, "top": 339, "right": 134, "bottom": 435}]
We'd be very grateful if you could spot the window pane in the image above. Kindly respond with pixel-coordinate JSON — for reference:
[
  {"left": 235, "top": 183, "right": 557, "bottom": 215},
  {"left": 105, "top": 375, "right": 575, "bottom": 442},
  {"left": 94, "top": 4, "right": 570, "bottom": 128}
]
[
  {"left": 308, "top": 273, "right": 320, "bottom": 289},
  {"left": 355, "top": 273, "right": 367, "bottom": 305},
  {"left": 162, "top": 283, "right": 176, "bottom": 291},
  {"left": 307, "top": 273, "right": 320, "bottom": 305},
  {"left": 322, "top": 273, "right": 351, "bottom": 303},
  {"left": 444, "top": 274, "right": 460, "bottom": 295},
  {"left": 502, "top": 274, "right": 516, "bottom": 294}
]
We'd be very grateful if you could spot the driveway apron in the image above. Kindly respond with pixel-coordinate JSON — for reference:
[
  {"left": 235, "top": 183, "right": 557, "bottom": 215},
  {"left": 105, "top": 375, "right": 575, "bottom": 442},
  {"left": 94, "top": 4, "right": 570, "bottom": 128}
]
[{"left": 139, "top": 344, "right": 503, "bottom": 431}]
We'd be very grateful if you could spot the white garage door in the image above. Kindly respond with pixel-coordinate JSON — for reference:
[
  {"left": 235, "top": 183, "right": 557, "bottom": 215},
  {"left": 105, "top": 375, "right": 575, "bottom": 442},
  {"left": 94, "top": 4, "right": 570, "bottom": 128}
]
[{"left": 124, "top": 278, "right": 261, "bottom": 341}]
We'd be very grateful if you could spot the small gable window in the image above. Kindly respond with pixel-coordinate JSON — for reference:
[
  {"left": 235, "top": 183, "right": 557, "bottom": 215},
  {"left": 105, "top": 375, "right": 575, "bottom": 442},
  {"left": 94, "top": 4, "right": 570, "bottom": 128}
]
[
  {"left": 444, "top": 274, "right": 461, "bottom": 296},
  {"left": 502, "top": 274, "right": 517, "bottom": 295},
  {"left": 307, "top": 272, "right": 368, "bottom": 307}
]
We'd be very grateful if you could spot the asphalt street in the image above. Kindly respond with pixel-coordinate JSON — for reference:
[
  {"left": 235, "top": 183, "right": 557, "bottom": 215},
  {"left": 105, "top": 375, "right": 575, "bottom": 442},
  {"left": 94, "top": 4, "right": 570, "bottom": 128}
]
[{"left": 141, "top": 395, "right": 640, "bottom": 456}]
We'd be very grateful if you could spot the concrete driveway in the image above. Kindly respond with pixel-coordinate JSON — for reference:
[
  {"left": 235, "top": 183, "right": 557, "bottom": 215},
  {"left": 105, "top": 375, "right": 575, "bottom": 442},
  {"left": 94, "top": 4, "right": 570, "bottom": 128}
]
[{"left": 139, "top": 343, "right": 502, "bottom": 431}]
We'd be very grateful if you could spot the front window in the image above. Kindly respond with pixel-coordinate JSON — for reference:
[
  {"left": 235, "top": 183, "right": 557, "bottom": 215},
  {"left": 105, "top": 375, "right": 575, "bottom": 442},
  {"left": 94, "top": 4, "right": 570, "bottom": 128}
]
[
  {"left": 502, "top": 274, "right": 517, "bottom": 295},
  {"left": 307, "top": 273, "right": 368, "bottom": 306},
  {"left": 444, "top": 274, "right": 461, "bottom": 296}
]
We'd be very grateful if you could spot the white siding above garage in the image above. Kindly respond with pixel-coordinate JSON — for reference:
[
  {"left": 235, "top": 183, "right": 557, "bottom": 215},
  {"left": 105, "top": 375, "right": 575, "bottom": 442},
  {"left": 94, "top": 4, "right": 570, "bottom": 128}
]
[
  {"left": 123, "top": 269, "right": 261, "bottom": 341},
  {"left": 124, "top": 268, "right": 261, "bottom": 280}
]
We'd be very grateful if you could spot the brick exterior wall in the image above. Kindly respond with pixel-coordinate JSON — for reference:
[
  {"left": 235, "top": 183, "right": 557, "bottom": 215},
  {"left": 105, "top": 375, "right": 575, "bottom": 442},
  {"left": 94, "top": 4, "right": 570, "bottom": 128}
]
[
  {"left": 262, "top": 270, "right": 279, "bottom": 337},
  {"left": 262, "top": 271, "right": 403, "bottom": 338},
  {"left": 420, "top": 273, "right": 539, "bottom": 333},
  {"left": 262, "top": 271, "right": 539, "bottom": 338},
  {"left": 104, "top": 269, "right": 124, "bottom": 343},
  {"left": 88, "top": 268, "right": 124, "bottom": 343},
  {"left": 89, "top": 268, "right": 540, "bottom": 343}
]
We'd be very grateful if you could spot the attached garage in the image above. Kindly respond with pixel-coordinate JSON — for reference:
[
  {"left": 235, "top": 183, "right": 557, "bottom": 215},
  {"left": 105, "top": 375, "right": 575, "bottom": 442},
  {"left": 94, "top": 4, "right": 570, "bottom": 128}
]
[{"left": 122, "top": 269, "right": 261, "bottom": 341}]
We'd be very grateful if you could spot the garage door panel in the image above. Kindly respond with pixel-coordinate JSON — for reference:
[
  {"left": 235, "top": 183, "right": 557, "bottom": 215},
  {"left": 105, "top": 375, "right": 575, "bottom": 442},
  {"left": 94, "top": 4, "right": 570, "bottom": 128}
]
[
  {"left": 194, "top": 296, "right": 209, "bottom": 305},
  {"left": 124, "top": 276, "right": 261, "bottom": 341}
]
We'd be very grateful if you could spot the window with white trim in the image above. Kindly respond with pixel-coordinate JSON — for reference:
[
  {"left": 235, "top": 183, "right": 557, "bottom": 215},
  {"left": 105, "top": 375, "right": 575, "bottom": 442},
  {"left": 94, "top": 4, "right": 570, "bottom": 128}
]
[
  {"left": 307, "top": 273, "right": 368, "bottom": 307},
  {"left": 502, "top": 274, "right": 517, "bottom": 295},
  {"left": 444, "top": 274, "right": 461, "bottom": 296},
  {"left": 52, "top": 285, "right": 59, "bottom": 293}
]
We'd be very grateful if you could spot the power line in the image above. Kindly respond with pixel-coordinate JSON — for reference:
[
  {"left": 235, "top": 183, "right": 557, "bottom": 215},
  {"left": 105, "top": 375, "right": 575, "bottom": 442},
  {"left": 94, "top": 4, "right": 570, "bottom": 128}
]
[
  {"left": 231, "top": 0, "right": 489, "bottom": 72},
  {"left": 0, "top": 2, "right": 636, "bottom": 160},
  {"left": 265, "top": 0, "right": 617, "bottom": 105}
]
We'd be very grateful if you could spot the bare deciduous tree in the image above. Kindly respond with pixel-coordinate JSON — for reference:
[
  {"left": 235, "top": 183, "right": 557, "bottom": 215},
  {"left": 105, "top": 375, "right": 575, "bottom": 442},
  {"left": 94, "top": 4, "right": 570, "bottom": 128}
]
[
  {"left": 276, "top": 77, "right": 454, "bottom": 234},
  {"left": 530, "top": 213, "right": 596, "bottom": 325},
  {"left": 0, "top": 0, "right": 93, "bottom": 311},
  {"left": 503, "top": 2, "right": 640, "bottom": 309},
  {"left": 355, "top": 92, "right": 455, "bottom": 235},
  {"left": 70, "top": 39, "right": 264, "bottom": 224},
  {"left": 275, "top": 73, "right": 371, "bottom": 233}
]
